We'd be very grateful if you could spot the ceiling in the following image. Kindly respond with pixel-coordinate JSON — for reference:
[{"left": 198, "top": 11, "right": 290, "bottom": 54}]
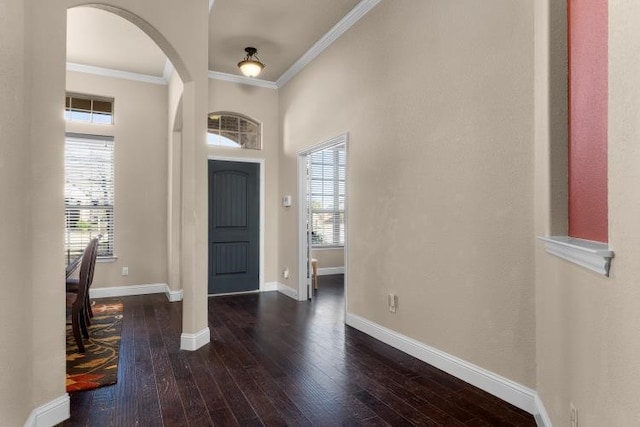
[
  {"left": 67, "top": 7, "right": 167, "bottom": 78},
  {"left": 66, "top": 0, "right": 362, "bottom": 84}
]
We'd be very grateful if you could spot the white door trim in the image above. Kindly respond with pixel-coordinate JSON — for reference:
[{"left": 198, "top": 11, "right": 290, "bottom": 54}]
[
  {"left": 296, "top": 133, "right": 349, "bottom": 304},
  {"left": 207, "top": 155, "right": 265, "bottom": 293}
]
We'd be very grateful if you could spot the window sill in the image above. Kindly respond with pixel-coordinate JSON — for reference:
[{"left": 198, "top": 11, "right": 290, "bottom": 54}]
[
  {"left": 538, "top": 236, "right": 613, "bottom": 277},
  {"left": 97, "top": 256, "right": 118, "bottom": 263}
]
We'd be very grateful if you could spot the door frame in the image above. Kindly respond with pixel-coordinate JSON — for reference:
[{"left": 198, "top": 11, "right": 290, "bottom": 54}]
[
  {"left": 208, "top": 155, "right": 265, "bottom": 293},
  {"left": 297, "top": 133, "right": 349, "bottom": 304}
]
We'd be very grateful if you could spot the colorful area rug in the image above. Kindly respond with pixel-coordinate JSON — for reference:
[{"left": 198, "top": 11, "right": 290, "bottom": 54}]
[{"left": 66, "top": 299, "right": 123, "bottom": 392}]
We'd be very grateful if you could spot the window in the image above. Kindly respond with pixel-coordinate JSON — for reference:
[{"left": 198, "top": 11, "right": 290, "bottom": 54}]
[
  {"left": 65, "top": 93, "right": 114, "bottom": 124},
  {"left": 65, "top": 134, "right": 114, "bottom": 262},
  {"left": 309, "top": 144, "right": 345, "bottom": 247},
  {"left": 568, "top": 0, "right": 608, "bottom": 243},
  {"left": 538, "top": 0, "right": 613, "bottom": 277},
  {"left": 207, "top": 112, "right": 261, "bottom": 149}
]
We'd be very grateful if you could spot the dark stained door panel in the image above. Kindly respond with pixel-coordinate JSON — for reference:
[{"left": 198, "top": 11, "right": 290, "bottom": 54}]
[{"left": 208, "top": 160, "right": 259, "bottom": 294}]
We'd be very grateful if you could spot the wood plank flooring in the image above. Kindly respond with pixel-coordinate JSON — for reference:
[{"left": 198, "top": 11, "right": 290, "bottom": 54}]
[{"left": 63, "top": 275, "right": 536, "bottom": 426}]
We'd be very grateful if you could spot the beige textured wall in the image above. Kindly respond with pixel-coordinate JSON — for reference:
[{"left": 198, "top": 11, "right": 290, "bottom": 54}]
[
  {"left": 66, "top": 71, "right": 169, "bottom": 288},
  {"left": 23, "top": 0, "right": 208, "bottom": 419},
  {"left": 279, "top": 0, "right": 536, "bottom": 386},
  {"left": 167, "top": 71, "right": 184, "bottom": 292},
  {"left": 535, "top": 0, "right": 640, "bottom": 425},
  {"left": 207, "top": 79, "right": 280, "bottom": 284},
  {"left": 311, "top": 248, "right": 344, "bottom": 269},
  {"left": 0, "top": 0, "right": 31, "bottom": 424}
]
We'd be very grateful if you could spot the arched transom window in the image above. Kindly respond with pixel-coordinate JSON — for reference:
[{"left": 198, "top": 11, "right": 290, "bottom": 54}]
[{"left": 207, "top": 112, "right": 261, "bottom": 150}]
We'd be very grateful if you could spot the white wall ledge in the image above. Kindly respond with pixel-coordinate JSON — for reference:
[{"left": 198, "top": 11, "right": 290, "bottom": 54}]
[{"left": 538, "top": 236, "right": 614, "bottom": 276}]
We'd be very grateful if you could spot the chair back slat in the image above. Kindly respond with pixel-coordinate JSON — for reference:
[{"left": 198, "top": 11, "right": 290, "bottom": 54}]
[{"left": 73, "top": 237, "right": 98, "bottom": 310}]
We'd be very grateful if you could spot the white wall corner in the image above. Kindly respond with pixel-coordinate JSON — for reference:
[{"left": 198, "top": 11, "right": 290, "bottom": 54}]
[
  {"left": 164, "top": 285, "right": 183, "bottom": 302},
  {"left": 180, "top": 327, "right": 211, "bottom": 351},
  {"left": 277, "top": 282, "right": 298, "bottom": 300},
  {"left": 318, "top": 266, "right": 345, "bottom": 276},
  {"left": 90, "top": 283, "right": 168, "bottom": 299},
  {"left": 534, "top": 393, "right": 553, "bottom": 427},
  {"left": 345, "top": 313, "right": 537, "bottom": 415},
  {"left": 262, "top": 281, "right": 279, "bottom": 292},
  {"left": 24, "top": 394, "right": 69, "bottom": 427}
]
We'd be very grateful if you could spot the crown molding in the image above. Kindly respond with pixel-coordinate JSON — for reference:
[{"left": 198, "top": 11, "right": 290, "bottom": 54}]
[
  {"left": 275, "top": 0, "right": 383, "bottom": 88},
  {"left": 71, "top": 0, "right": 381, "bottom": 90},
  {"left": 207, "top": 70, "right": 278, "bottom": 89},
  {"left": 67, "top": 62, "right": 167, "bottom": 85}
]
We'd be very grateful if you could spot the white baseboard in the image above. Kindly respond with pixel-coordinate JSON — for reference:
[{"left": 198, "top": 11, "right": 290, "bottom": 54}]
[
  {"left": 90, "top": 283, "right": 184, "bottom": 302},
  {"left": 24, "top": 394, "right": 69, "bottom": 427},
  {"left": 262, "top": 281, "right": 279, "bottom": 292},
  {"left": 166, "top": 288, "right": 183, "bottom": 302},
  {"left": 277, "top": 282, "right": 298, "bottom": 300},
  {"left": 90, "top": 283, "right": 168, "bottom": 299},
  {"left": 534, "top": 393, "right": 553, "bottom": 427},
  {"left": 345, "top": 313, "right": 537, "bottom": 415},
  {"left": 318, "top": 266, "right": 345, "bottom": 276},
  {"left": 180, "top": 327, "right": 211, "bottom": 351}
]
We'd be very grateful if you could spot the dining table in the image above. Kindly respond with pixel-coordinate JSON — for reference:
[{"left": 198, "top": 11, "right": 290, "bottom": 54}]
[{"left": 65, "top": 255, "right": 82, "bottom": 279}]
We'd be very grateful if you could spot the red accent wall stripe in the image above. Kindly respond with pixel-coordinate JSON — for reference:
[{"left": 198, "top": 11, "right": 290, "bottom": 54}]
[{"left": 568, "top": 0, "right": 608, "bottom": 242}]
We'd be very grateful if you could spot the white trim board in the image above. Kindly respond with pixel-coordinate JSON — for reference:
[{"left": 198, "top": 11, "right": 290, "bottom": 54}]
[
  {"left": 345, "top": 313, "right": 537, "bottom": 415},
  {"left": 262, "top": 281, "right": 279, "bottom": 292},
  {"left": 67, "top": 62, "right": 167, "bottom": 85},
  {"left": 180, "top": 327, "right": 211, "bottom": 351},
  {"left": 166, "top": 288, "right": 183, "bottom": 302},
  {"left": 277, "top": 282, "right": 298, "bottom": 300},
  {"left": 534, "top": 393, "right": 553, "bottom": 427},
  {"left": 24, "top": 394, "right": 69, "bottom": 427},
  {"left": 208, "top": 71, "right": 278, "bottom": 89},
  {"left": 538, "top": 236, "right": 613, "bottom": 277},
  {"left": 318, "top": 266, "right": 345, "bottom": 276},
  {"left": 90, "top": 283, "right": 183, "bottom": 302}
]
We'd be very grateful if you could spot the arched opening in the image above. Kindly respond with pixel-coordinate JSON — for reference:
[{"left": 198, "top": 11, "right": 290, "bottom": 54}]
[{"left": 63, "top": 4, "right": 201, "bottom": 401}]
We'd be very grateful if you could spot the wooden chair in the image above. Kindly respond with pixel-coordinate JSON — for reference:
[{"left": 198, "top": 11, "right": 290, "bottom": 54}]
[
  {"left": 68, "top": 237, "right": 99, "bottom": 353},
  {"left": 66, "top": 235, "right": 101, "bottom": 323},
  {"left": 311, "top": 258, "right": 318, "bottom": 290}
]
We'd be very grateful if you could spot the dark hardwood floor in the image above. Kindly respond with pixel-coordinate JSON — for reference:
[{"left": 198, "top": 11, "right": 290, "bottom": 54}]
[{"left": 64, "top": 275, "right": 536, "bottom": 426}]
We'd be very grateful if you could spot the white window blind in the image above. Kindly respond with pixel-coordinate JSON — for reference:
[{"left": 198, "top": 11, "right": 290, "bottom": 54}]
[
  {"left": 309, "top": 145, "right": 345, "bottom": 247},
  {"left": 65, "top": 134, "right": 114, "bottom": 262}
]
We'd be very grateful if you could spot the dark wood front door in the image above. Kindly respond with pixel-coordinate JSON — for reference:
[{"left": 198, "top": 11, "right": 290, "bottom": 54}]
[{"left": 208, "top": 160, "right": 259, "bottom": 294}]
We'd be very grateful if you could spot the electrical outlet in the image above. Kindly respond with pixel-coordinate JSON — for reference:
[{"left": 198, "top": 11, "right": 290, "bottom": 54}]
[
  {"left": 388, "top": 293, "right": 397, "bottom": 313},
  {"left": 122, "top": 267, "right": 129, "bottom": 276},
  {"left": 570, "top": 403, "right": 578, "bottom": 427},
  {"left": 283, "top": 268, "right": 290, "bottom": 279}
]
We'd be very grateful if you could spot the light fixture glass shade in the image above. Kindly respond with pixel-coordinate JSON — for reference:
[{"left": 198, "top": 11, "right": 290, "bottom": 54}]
[
  {"left": 238, "top": 60, "right": 264, "bottom": 78},
  {"left": 238, "top": 47, "right": 265, "bottom": 78}
]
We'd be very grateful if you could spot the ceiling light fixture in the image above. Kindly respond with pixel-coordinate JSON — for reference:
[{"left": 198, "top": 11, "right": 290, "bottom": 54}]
[{"left": 237, "top": 47, "right": 265, "bottom": 78}]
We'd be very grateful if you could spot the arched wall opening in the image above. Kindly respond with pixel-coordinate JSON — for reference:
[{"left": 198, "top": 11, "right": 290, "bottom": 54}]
[{"left": 25, "top": 1, "right": 209, "bottom": 423}]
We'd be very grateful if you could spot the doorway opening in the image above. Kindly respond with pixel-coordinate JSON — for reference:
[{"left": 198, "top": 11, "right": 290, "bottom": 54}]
[{"left": 297, "top": 133, "right": 348, "bottom": 307}]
